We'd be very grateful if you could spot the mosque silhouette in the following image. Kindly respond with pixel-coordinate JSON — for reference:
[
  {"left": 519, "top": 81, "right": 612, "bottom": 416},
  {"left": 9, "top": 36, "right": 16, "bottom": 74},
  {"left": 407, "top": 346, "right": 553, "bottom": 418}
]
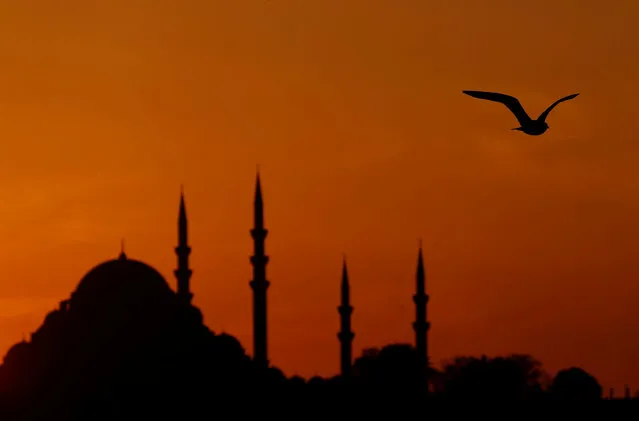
[
  {"left": 0, "top": 173, "right": 622, "bottom": 416},
  {"left": 0, "top": 172, "right": 431, "bottom": 416}
]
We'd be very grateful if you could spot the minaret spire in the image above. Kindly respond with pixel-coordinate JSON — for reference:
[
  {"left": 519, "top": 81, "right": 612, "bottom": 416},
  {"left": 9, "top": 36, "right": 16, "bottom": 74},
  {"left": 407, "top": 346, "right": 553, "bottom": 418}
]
[
  {"left": 174, "top": 188, "right": 193, "bottom": 304},
  {"left": 250, "top": 170, "right": 270, "bottom": 369},
  {"left": 119, "top": 238, "right": 127, "bottom": 260},
  {"left": 413, "top": 240, "right": 430, "bottom": 389},
  {"left": 338, "top": 255, "right": 354, "bottom": 379}
]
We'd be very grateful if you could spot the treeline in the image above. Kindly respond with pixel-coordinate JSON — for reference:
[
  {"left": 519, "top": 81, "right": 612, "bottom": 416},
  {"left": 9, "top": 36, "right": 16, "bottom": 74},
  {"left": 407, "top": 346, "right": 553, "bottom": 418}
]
[{"left": 290, "top": 344, "right": 603, "bottom": 402}]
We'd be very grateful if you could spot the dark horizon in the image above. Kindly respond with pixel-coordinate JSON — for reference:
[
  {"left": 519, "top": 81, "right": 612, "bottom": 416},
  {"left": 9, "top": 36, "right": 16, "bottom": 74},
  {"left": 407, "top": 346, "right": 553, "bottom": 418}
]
[{"left": 0, "top": 172, "right": 627, "bottom": 417}]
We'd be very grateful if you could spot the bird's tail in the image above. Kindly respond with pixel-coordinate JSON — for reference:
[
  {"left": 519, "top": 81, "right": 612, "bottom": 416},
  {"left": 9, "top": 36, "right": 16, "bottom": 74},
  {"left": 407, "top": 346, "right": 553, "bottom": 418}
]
[{"left": 511, "top": 127, "right": 522, "bottom": 131}]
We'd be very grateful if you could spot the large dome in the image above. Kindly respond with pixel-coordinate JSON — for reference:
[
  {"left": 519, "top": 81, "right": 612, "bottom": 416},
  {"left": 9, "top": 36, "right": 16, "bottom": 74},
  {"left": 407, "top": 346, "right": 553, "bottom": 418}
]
[{"left": 70, "top": 252, "right": 176, "bottom": 321}]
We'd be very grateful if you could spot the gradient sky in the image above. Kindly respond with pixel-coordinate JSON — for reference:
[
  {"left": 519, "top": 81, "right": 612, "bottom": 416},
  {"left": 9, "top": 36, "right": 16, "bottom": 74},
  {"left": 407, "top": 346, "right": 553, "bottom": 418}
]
[{"left": 0, "top": 0, "right": 638, "bottom": 393}]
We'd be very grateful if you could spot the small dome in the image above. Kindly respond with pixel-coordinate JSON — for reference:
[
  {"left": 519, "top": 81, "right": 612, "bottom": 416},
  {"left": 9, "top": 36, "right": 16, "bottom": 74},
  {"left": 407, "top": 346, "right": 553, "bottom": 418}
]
[
  {"left": 215, "top": 333, "right": 245, "bottom": 354},
  {"left": 70, "top": 253, "right": 175, "bottom": 323},
  {"left": 3, "top": 341, "right": 30, "bottom": 365}
]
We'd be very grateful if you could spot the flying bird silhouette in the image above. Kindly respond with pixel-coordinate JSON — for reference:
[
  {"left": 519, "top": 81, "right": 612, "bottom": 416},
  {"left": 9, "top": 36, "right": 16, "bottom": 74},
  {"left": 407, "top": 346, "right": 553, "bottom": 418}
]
[{"left": 462, "top": 90, "right": 579, "bottom": 136}]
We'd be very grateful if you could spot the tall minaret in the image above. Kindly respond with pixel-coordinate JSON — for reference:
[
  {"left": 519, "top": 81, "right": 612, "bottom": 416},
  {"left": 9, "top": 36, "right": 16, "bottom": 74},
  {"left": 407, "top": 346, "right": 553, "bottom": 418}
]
[
  {"left": 413, "top": 241, "right": 430, "bottom": 380},
  {"left": 250, "top": 171, "right": 270, "bottom": 369},
  {"left": 338, "top": 256, "right": 354, "bottom": 379},
  {"left": 174, "top": 187, "right": 193, "bottom": 304}
]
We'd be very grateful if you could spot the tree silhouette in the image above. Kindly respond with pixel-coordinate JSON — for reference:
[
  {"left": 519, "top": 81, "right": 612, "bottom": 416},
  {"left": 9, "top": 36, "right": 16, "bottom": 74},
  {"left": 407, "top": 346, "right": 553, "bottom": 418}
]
[
  {"left": 437, "top": 354, "right": 548, "bottom": 400},
  {"left": 549, "top": 367, "right": 602, "bottom": 400},
  {"left": 352, "top": 343, "right": 432, "bottom": 400}
]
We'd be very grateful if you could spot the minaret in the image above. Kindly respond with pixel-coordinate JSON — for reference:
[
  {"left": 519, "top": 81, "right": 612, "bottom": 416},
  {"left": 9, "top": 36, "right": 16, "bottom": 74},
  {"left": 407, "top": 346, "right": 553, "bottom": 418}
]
[
  {"left": 412, "top": 241, "right": 430, "bottom": 382},
  {"left": 338, "top": 256, "right": 354, "bottom": 379},
  {"left": 250, "top": 171, "right": 270, "bottom": 369},
  {"left": 174, "top": 187, "right": 193, "bottom": 304}
]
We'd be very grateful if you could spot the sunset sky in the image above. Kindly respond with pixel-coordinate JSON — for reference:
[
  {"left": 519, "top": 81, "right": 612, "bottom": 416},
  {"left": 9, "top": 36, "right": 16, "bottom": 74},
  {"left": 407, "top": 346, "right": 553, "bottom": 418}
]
[{"left": 0, "top": 0, "right": 638, "bottom": 393}]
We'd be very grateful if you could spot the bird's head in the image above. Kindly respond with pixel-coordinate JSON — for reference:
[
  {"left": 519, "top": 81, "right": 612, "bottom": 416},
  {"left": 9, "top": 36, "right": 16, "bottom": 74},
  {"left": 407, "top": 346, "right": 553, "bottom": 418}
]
[{"left": 544, "top": 122, "right": 550, "bottom": 129}]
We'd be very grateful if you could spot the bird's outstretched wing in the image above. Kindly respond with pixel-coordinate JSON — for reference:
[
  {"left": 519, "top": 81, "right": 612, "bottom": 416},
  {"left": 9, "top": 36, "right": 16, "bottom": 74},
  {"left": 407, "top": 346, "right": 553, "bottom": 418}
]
[
  {"left": 463, "top": 90, "right": 532, "bottom": 126},
  {"left": 537, "top": 93, "right": 579, "bottom": 122}
]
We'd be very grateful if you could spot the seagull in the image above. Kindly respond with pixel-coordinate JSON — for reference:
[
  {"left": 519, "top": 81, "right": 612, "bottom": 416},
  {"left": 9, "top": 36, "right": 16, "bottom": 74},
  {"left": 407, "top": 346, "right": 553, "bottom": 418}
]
[{"left": 462, "top": 90, "right": 579, "bottom": 136}]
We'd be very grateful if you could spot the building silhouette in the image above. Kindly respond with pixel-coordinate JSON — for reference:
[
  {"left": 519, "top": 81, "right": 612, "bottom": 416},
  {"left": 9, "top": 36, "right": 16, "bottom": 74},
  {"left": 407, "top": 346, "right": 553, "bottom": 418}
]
[
  {"left": 413, "top": 240, "right": 430, "bottom": 389},
  {"left": 0, "top": 169, "right": 616, "bottom": 412},
  {"left": 174, "top": 187, "right": 193, "bottom": 305},
  {"left": 338, "top": 257, "right": 354, "bottom": 379},
  {"left": 250, "top": 171, "right": 270, "bottom": 369}
]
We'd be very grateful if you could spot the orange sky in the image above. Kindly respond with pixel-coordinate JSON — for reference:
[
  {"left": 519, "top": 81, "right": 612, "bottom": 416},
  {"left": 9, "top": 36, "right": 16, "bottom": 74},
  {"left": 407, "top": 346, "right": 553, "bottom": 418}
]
[{"left": 0, "top": 0, "right": 638, "bottom": 394}]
